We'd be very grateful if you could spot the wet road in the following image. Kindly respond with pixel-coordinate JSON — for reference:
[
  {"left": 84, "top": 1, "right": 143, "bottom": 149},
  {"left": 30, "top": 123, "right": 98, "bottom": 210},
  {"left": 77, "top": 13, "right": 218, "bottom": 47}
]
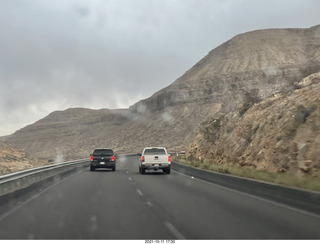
[{"left": 0, "top": 156, "right": 320, "bottom": 239}]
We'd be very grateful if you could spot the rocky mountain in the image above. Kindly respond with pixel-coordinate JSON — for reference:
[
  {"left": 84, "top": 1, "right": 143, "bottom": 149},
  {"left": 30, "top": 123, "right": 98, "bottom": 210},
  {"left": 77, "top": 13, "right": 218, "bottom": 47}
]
[
  {"left": 5, "top": 25, "right": 320, "bottom": 173},
  {"left": 187, "top": 72, "right": 320, "bottom": 177},
  {"left": 131, "top": 25, "right": 320, "bottom": 114}
]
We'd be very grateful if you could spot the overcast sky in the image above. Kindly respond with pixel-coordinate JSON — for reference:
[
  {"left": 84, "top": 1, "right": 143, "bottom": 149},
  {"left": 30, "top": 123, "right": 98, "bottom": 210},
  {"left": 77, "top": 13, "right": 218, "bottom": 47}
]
[{"left": 1, "top": 0, "right": 320, "bottom": 136}]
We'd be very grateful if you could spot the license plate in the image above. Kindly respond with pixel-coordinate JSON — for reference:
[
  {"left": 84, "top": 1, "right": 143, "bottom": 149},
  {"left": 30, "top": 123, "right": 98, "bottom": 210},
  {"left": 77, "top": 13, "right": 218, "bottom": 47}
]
[{"left": 100, "top": 162, "right": 105, "bottom": 165}]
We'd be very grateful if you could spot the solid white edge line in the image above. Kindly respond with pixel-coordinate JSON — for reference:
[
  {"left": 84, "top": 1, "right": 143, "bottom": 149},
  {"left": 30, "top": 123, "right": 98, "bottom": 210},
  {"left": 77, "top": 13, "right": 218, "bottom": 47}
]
[{"left": 172, "top": 169, "right": 320, "bottom": 220}]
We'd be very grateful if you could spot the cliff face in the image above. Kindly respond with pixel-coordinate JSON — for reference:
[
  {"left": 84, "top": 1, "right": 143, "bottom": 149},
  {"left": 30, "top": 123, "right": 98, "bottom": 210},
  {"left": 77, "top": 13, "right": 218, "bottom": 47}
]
[
  {"left": 187, "top": 73, "right": 320, "bottom": 177},
  {"left": 5, "top": 25, "right": 320, "bottom": 167}
]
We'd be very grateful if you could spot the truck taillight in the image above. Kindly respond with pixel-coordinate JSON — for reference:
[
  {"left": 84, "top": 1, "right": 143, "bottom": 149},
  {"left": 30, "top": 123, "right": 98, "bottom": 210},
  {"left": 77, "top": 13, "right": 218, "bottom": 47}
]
[
  {"left": 168, "top": 155, "right": 171, "bottom": 162},
  {"left": 142, "top": 156, "right": 145, "bottom": 162},
  {"left": 111, "top": 155, "right": 115, "bottom": 161},
  {"left": 90, "top": 156, "right": 93, "bottom": 161}
]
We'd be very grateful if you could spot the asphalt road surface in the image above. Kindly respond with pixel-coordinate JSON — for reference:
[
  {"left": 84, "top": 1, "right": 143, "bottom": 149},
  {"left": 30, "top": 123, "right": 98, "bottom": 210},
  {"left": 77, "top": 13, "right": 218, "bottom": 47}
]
[{"left": 0, "top": 156, "right": 320, "bottom": 239}]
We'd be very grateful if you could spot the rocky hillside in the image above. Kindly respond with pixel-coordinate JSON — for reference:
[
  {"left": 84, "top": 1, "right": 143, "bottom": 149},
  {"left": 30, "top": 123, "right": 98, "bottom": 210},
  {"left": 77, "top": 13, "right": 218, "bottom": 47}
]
[
  {"left": 0, "top": 141, "right": 48, "bottom": 175},
  {"left": 131, "top": 25, "right": 320, "bottom": 114},
  {"left": 187, "top": 72, "right": 320, "bottom": 177},
  {"left": 5, "top": 25, "right": 320, "bottom": 166}
]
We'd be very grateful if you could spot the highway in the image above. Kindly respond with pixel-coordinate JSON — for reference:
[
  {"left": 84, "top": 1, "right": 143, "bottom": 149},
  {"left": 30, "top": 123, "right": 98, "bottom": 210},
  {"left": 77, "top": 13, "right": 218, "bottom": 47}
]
[{"left": 0, "top": 155, "right": 320, "bottom": 239}]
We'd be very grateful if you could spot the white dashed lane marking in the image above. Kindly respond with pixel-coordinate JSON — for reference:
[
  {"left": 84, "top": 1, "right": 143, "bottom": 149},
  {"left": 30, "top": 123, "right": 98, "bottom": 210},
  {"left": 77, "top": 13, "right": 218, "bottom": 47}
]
[
  {"left": 136, "top": 189, "right": 143, "bottom": 196},
  {"left": 163, "top": 221, "right": 185, "bottom": 239}
]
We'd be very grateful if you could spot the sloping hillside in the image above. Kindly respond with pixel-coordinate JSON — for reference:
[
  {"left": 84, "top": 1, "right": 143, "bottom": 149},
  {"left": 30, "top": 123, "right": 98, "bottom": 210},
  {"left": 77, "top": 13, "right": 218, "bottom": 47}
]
[
  {"left": 187, "top": 72, "right": 320, "bottom": 177},
  {"left": 130, "top": 25, "right": 320, "bottom": 114},
  {"left": 0, "top": 141, "right": 48, "bottom": 175},
  {"left": 5, "top": 25, "right": 320, "bottom": 163}
]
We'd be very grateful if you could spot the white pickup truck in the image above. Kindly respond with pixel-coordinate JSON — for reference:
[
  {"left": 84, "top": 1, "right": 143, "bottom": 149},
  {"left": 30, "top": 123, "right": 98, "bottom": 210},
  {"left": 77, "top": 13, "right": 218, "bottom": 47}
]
[{"left": 139, "top": 147, "right": 171, "bottom": 174}]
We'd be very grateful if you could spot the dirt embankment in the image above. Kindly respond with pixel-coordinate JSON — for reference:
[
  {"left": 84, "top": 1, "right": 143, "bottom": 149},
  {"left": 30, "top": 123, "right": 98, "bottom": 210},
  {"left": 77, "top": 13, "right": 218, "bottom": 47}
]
[{"left": 0, "top": 141, "right": 49, "bottom": 175}]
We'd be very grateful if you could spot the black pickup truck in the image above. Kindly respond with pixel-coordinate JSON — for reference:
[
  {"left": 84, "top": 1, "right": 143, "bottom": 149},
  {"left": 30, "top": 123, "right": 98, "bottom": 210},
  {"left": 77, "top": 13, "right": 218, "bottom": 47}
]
[{"left": 90, "top": 148, "right": 116, "bottom": 171}]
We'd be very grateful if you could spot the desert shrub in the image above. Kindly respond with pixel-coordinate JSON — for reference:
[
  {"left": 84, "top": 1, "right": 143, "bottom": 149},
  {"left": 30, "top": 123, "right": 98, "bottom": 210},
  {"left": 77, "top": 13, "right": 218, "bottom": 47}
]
[
  {"left": 243, "top": 124, "right": 260, "bottom": 144},
  {"left": 199, "top": 115, "right": 225, "bottom": 142},
  {"left": 294, "top": 105, "right": 317, "bottom": 124},
  {"left": 284, "top": 104, "right": 317, "bottom": 138},
  {"left": 239, "top": 91, "right": 262, "bottom": 116}
]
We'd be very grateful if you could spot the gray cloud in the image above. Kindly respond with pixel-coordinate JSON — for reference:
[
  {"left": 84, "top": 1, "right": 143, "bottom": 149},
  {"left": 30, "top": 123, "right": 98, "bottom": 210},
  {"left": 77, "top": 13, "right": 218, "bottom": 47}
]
[{"left": 1, "top": 0, "right": 320, "bottom": 136}]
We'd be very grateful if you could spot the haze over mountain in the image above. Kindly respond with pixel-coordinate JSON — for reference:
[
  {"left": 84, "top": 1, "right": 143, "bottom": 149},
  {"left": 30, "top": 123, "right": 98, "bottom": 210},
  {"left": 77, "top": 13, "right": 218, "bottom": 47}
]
[{"left": 4, "top": 25, "right": 320, "bottom": 176}]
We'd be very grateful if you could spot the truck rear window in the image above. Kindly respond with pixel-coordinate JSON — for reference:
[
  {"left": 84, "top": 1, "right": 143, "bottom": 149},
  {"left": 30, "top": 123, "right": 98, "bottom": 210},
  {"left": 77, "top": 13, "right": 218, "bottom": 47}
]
[
  {"left": 93, "top": 149, "right": 114, "bottom": 156},
  {"left": 144, "top": 148, "right": 166, "bottom": 155}
]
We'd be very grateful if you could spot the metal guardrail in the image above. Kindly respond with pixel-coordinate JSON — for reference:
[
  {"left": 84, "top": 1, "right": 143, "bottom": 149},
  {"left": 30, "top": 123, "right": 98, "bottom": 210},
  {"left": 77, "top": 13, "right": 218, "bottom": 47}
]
[
  {"left": 0, "top": 159, "right": 89, "bottom": 197},
  {"left": 0, "top": 154, "right": 138, "bottom": 197}
]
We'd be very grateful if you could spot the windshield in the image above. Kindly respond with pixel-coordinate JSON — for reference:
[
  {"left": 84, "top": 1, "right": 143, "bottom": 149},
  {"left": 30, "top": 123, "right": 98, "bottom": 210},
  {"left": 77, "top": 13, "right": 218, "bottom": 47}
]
[
  {"left": 1, "top": 0, "right": 320, "bottom": 241},
  {"left": 93, "top": 149, "right": 114, "bottom": 156},
  {"left": 144, "top": 148, "right": 166, "bottom": 155}
]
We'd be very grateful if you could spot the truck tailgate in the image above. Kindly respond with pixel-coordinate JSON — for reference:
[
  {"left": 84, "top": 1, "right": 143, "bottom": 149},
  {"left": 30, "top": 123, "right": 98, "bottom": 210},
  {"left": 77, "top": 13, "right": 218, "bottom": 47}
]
[{"left": 144, "top": 155, "right": 168, "bottom": 164}]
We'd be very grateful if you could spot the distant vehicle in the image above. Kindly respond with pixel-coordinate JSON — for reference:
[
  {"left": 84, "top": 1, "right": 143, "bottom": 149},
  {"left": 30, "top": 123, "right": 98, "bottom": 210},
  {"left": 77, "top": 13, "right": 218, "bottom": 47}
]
[
  {"left": 90, "top": 148, "right": 116, "bottom": 171},
  {"left": 139, "top": 147, "right": 171, "bottom": 174}
]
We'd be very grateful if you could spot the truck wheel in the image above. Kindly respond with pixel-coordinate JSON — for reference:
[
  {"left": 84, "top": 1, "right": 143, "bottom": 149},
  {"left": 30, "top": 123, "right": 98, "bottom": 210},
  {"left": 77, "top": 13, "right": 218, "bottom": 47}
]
[
  {"left": 166, "top": 168, "right": 171, "bottom": 174},
  {"left": 112, "top": 165, "right": 116, "bottom": 171},
  {"left": 141, "top": 168, "right": 145, "bottom": 174},
  {"left": 90, "top": 166, "right": 95, "bottom": 171}
]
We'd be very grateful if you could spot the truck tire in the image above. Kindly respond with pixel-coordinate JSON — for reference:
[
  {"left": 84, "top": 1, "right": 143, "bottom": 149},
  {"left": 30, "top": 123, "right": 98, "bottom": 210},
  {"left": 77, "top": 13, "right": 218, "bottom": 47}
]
[
  {"left": 90, "top": 166, "right": 95, "bottom": 171},
  {"left": 141, "top": 167, "right": 145, "bottom": 174}
]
